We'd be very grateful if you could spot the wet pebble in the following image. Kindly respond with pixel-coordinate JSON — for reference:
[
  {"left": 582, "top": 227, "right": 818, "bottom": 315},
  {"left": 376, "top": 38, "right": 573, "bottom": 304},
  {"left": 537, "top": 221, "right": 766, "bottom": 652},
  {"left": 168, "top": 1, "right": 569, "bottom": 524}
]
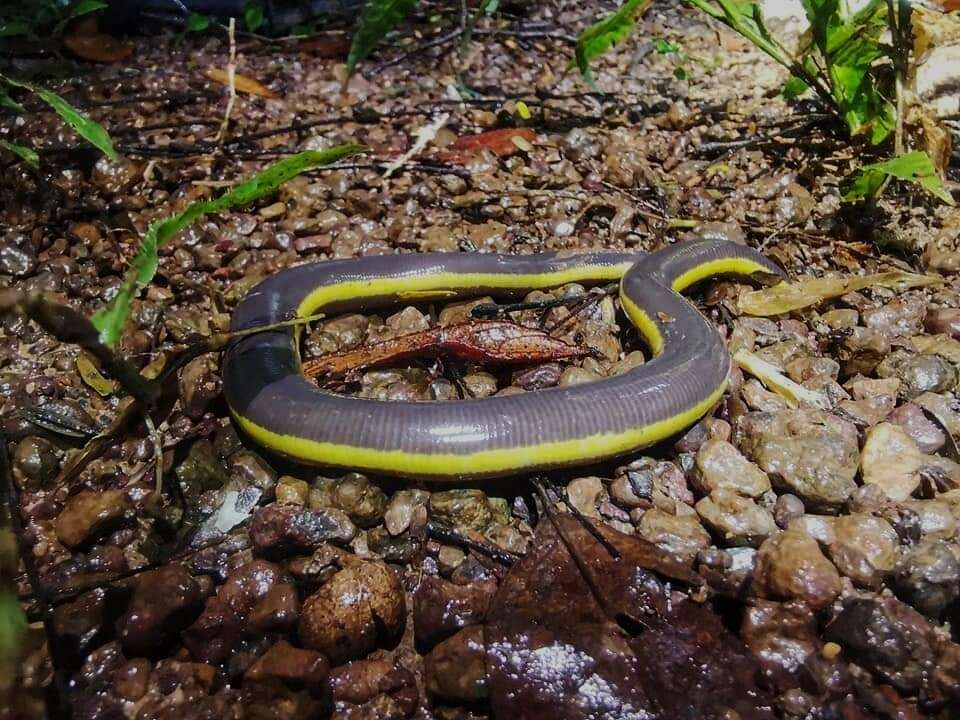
[
  {"left": 249, "top": 504, "right": 356, "bottom": 555},
  {"left": 693, "top": 439, "right": 771, "bottom": 498},
  {"left": 876, "top": 350, "right": 957, "bottom": 400},
  {"left": 893, "top": 541, "right": 960, "bottom": 617},
  {"left": 227, "top": 451, "right": 277, "bottom": 494},
  {"left": 299, "top": 558, "right": 404, "bottom": 664},
  {"left": 737, "top": 409, "right": 859, "bottom": 511},
  {"left": 430, "top": 489, "right": 493, "bottom": 532},
  {"left": 826, "top": 514, "right": 898, "bottom": 588},
  {"left": 13, "top": 436, "right": 59, "bottom": 491},
  {"left": 753, "top": 529, "right": 841, "bottom": 609},
  {"left": 695, "top": 488, "right": 777, "bottom": 547},
  {"left": 118, "top": 564, "right": 201, "bottom": 657},
  {"left": 244, "top": 640, "right": 329, "bottom": 689},
  {"left": 823, "top": 597, "right": 935, "bottom": 692},
  {"left": 424, "top": 625, "right": 488, "bottom": 704},
  {"left": 462, "top": 371, "right": 498, "bottom": 397},
  {"left": 55, "top": 489, "right": 130, "bottom": 549},
  {"left": 413, "top": 574, "right": 497, "bottom": 650},
  {"left": 860, "top": 422, "right": 926, "bottom": 502},
  {"left": 637, "top": 508, "right": 711, "bottom": 563},
  {"left": 384, "top": 489, "right": 430, "bottom": 536},
  {"left": 179, "top": 355, "right": 221, "bottom": 419},
  {"left": 773, "top": 494, "right": 805, "bottom": 529},
  {"left": 566, "top": 476, "right": 604, "bottom": 519},
  {"left": 275, "top": 476, "right": 309, "bottom": 506},
  {"left": 741, "top": 600, "right": 820, "bottom": 691}
]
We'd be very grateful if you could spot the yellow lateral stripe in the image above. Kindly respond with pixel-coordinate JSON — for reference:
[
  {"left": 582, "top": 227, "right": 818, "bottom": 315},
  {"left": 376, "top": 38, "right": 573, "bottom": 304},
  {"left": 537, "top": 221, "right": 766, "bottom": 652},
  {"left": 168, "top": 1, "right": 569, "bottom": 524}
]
[
  {"left": 230, "top": 380, "right": 726, "bottom": 478},
  {"left": 617, "top": 256, "right": 773, "bottom": 358},
  {"left": 295, "top": 265, "right": 636, "bottom": 318},
  {"left": 619, "top": 291, "right": 664, "bottom": 356},
  {"left": 672, "top": 257, "right": 773, "bottom": 293}
]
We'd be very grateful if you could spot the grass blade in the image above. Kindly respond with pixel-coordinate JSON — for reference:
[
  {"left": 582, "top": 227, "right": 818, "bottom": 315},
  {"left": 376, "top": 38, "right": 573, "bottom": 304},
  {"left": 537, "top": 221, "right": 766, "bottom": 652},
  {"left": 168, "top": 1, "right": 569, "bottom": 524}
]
[
  {"left": 92, "top": 144, "right": 366, "bottom": 346},
  {"left": 346, "top": 0, "right": 418, "bottom": 81},
  {"left": 0, "top": 141, "right": 38, "bottom": 168},
  {"left": 571, "top": 0, "right": 653, "bottom": 83},
  {"left": 0, "top": 74, "right": 117, "bottom": 160}
]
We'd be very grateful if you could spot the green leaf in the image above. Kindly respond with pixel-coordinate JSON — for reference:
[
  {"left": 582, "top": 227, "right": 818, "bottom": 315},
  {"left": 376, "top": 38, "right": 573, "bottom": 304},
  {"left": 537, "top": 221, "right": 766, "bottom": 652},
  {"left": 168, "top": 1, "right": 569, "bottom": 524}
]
[
  {"left": 92, "top": 144, "right": 366, "bottom": 346},
  {"left": 186, "top": 12, "right": 211, "bottom": 33},
  {"left": 654, "top": 37, "right": 680, "bottom": 55},
  {"left": 54, "top": 0, "right": 107, "bottom": 33},
  {"left": 0, "top": 75, "right": 117, "bottom": 160},
  {"left": 0, "top": 591, "right": 26, "bottom": 663},
  {"left": 244, "top": 0, "right": 265, "bottom": 32},
  {"left": 0, "top": 140, "right": 39, "bottom": 168},
  {"left": 481, "top": 0, "right": 499, "bottom": 16},
  {"left": 782, "top": 75, "right": 809, "bottom": 99},
  {"left": 0, "top": 88, "right": 23, "bottom": 112},
  {"left": 346, "top": 0, "right": 418, "bottom": 79},
  {"left": 844, "top": 151, "right": 955, "bottom": 205},
  {"left": 571, "top": 0, "right": 653, "bottom": 80}
]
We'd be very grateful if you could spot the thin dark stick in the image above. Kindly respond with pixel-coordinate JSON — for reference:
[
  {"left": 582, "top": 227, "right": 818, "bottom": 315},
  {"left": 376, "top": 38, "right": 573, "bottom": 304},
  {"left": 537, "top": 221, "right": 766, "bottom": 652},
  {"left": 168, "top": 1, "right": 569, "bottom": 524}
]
[
  {"left": 0, "top": 433, "right": 71, "bottom": 720},
  {"left": 426, "top": 520, "right": 517, "bottom": 565}
]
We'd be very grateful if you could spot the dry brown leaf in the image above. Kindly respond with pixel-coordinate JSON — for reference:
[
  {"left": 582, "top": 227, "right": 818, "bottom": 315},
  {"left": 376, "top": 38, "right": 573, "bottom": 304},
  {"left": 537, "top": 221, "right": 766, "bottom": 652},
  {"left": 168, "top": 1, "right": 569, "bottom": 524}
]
[
  {"left": 63, "top": 20, "right": 134, "bottom": 63},
  {"left": 206, "top": 68, "right": 278, "bottom": 98},
  {"left": 737, "top": 271, "right": 942, "bottom": 316}
]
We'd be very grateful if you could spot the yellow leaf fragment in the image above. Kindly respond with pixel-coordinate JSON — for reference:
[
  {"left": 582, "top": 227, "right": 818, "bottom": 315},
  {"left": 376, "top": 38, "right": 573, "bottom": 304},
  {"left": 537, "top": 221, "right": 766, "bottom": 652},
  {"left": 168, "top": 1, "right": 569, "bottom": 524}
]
[
  {"left": 206, "top": 68, "right": 278, "bottom": 98},
  {"left": 737, "top": 270, "right": 942, "bottom": 316},
  {"left": 76, "top": 352, "right": 117, "bottom": 397},
  {"left": 733, "top": 349, "right": 830, "bottom": 410}
]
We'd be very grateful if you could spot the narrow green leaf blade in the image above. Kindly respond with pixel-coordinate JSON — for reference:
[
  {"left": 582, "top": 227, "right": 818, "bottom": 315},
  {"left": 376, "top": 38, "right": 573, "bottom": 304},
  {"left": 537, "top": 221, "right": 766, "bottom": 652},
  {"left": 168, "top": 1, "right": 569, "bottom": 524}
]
[
  {"left": 92, "top": 144, "right": 366, "bottom": 346},
  {"left": 346, "top": 0, "right": 418, "bottom": 79},
  {"left": 1, "top": 76, "right": 117, "bottom": 160},
  {"left": 0, "top": 140, "right": 39, "bottom": 168},
  {"left": 32, "top": 85, "right": 118, "bottom": 160},
  {"left": 570, "top": 0, "right": 652, "bottom": 78}
]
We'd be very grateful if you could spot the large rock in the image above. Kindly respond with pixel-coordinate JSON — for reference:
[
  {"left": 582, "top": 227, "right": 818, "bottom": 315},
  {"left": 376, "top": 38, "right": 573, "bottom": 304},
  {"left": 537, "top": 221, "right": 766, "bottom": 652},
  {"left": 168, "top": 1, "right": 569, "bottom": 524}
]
[{"left": 737, "top": 410, "right": 858, "bottom": 511}]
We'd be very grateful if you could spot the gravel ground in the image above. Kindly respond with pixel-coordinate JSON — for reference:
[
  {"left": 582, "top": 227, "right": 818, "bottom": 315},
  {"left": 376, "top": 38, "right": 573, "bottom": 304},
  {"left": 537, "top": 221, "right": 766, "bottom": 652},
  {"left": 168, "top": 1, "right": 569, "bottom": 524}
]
[{"left": 4, "top": 0, "right": 960, "bottom": 717}]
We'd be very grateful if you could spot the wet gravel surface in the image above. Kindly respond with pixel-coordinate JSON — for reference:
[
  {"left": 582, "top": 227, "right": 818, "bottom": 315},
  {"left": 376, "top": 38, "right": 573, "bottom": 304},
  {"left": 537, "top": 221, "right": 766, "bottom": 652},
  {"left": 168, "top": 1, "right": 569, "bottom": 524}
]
[{"left": 4, "top": 0, "right": 960, "bottom": 717}]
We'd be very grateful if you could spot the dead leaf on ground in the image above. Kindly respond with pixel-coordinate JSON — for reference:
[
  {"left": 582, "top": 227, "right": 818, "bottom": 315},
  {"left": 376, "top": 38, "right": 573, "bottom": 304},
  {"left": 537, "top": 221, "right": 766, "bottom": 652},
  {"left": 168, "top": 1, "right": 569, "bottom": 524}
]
[
  {"left": 63, "top": 19, "right": 134, "bottom": 63},
  {"left": 484, "top": 513, "right": 774, "bottom": 720},
  {"left": 303, "top": 320, "right": 588, "bottom": 380},
  {"left": 737, "top": 270, "right": 942, "bottom": 316},
  {"left": 297, "top": 35, "right": 351, "bottom": 58},
  {"left": 440, "top": 128, "right": 537, "bottom": 164},
  {"left": 206, "top": 68, "right": 278, "bottom": 99}
]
